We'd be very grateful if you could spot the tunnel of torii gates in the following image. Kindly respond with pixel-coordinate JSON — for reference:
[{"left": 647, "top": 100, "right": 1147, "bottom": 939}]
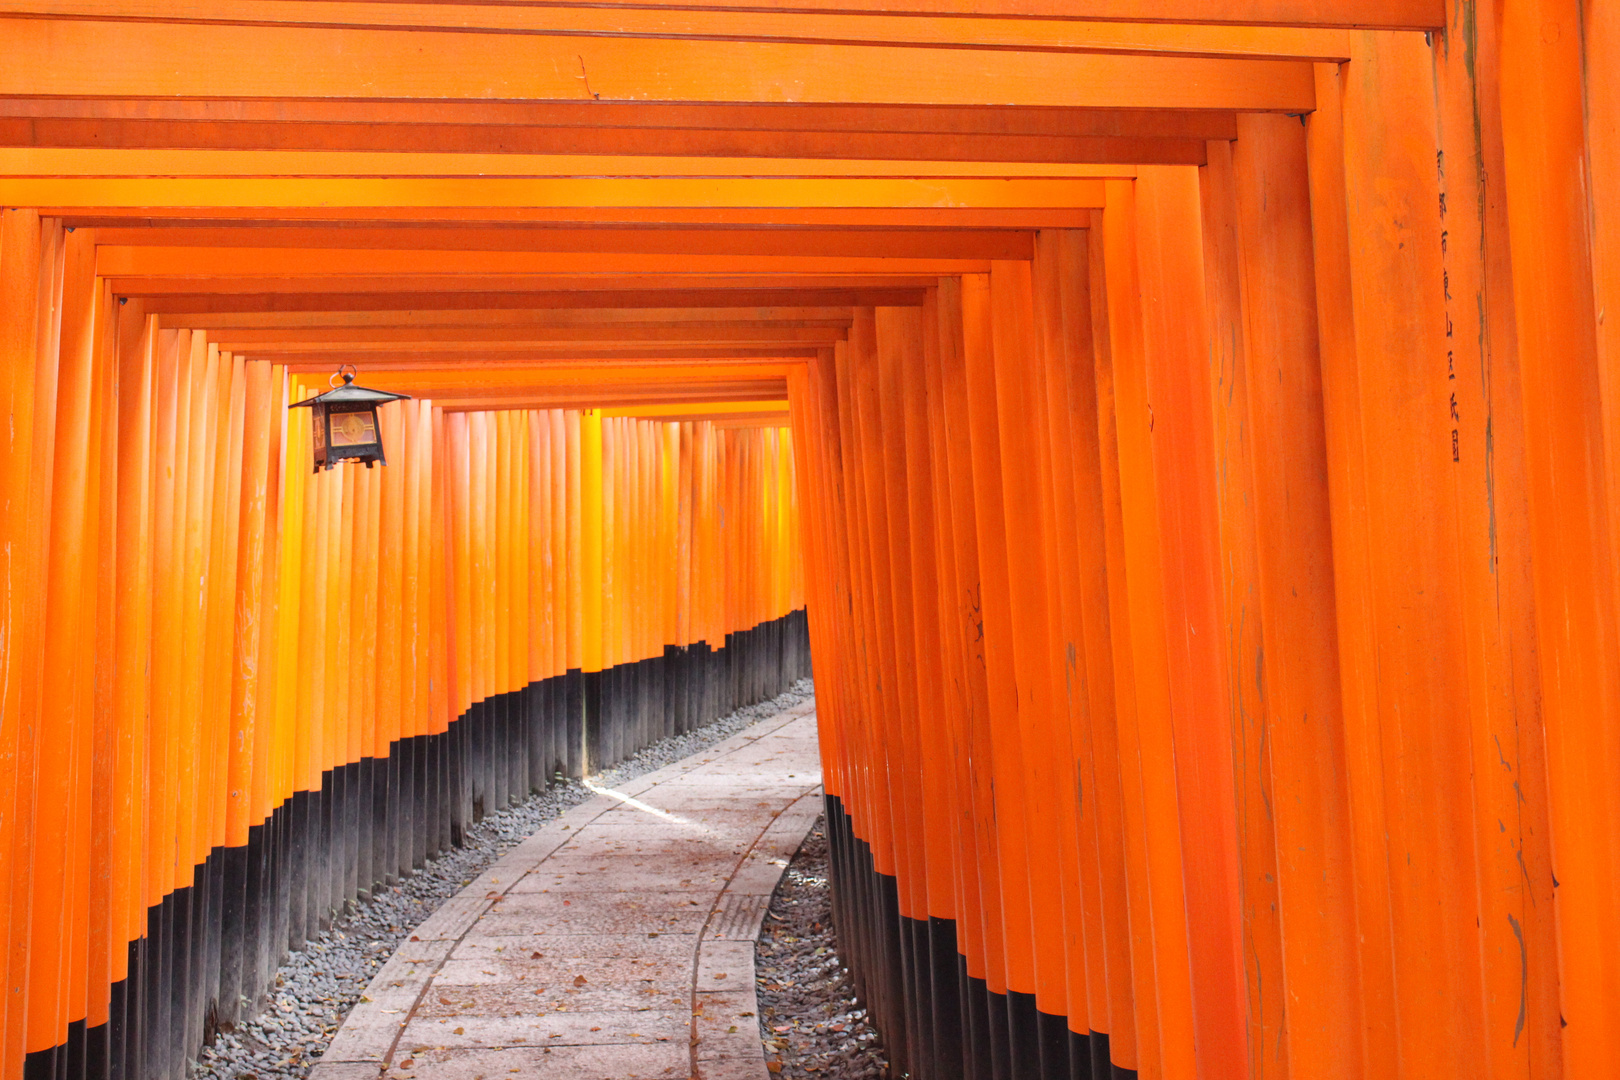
[{"left": 0, "top": 2, "right": 1619, "bottom": 1080}]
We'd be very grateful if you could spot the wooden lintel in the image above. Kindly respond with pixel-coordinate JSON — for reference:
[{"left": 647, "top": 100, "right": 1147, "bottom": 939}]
[
  {"left": 106, "top": 274, "right": 947, "bottom": 295},
  {"left": 203, "top": 325, "right": 848, "bottom": 348},
  {"left": 135, "top": 288, "right": 928, "bottom": 313},
  {"left": 0, "top": 3, "right": 1363, "bottom": 56},
  {"left": 265, "top": 347, "right": 822, "bottom": 367},
  {"left": 0, "top": 119, "right": 1211, "bottom": 166},
  {"left": 0, "top": 99, "right": 1240, "bottom": 138},
  {"left": 87, "top": 226, "right": 1035, "bottom": 261},
  {"left": 154, "top": 306, "right": 857, "bottom": 330},
  {"left": 0, "top": 19, "right": 1317, "bottom": 111},
  {"left": 49, "top": 208, "right": 1098, "bottom": 229}
]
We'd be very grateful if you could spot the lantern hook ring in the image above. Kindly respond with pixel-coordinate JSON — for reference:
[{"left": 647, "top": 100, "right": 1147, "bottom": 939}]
[{"left": 330, "top": 363, "right": 359, "bottom": 389}]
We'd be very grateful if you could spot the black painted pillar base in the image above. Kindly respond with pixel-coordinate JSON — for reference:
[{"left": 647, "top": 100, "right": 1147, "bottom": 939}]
[
  {"left": 824, "top": 794, "right": 1134, "bottom": 1080},
  {"left": 25, "top": 610, "right": 811, "bottom": 1080}
]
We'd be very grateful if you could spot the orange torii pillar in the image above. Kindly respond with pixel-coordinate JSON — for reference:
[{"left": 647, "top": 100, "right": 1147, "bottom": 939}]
[{"left": 0, "top": 218, "right": 812, "bottom": 1080}]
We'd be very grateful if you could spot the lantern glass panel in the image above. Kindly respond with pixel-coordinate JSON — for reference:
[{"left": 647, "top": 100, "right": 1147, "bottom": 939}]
[{"left": 329, "top": 406, "right": 378, "bottom": 448}]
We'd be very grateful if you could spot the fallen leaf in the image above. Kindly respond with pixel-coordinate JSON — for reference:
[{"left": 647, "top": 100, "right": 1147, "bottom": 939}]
[
  {"left": 573, "top": 974, "right": 588, "bottom": 986},
  {"left": 530, "top": 951, "right": 544, "bottom": 959},
  {"left": 453, "top": 1027, "right": 464, "bottom": 1035}
]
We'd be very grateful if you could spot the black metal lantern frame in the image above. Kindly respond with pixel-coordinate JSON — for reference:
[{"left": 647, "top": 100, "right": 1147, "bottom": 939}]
[{"left": 289, "top": 365, "right": 412, "bottom": 473}]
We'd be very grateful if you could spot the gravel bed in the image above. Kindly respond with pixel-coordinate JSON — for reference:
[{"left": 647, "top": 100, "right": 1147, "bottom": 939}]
[
  {"left": 755, "top": 818, "right": 891, "bottom": 1080},
  {"left": 195, "top": 678, "right": 814, "bottom": 1080}
]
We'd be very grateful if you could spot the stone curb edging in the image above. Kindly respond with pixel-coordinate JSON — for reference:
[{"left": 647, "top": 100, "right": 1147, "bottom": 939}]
[{"left": 690, "top": 787, "right": 824, "bottom": 1080}]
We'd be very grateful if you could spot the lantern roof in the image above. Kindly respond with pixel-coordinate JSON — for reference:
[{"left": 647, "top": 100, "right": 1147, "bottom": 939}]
[{"left": 289, "top": 370, "right": 412, "bottom": 409}]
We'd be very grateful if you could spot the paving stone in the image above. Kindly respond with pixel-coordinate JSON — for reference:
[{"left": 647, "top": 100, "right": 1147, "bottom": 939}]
[
  {"left": 693, "top": 1006, "right": 768, "bottom": 1064},
  {"left": 322, "top": 997, "right": 419, "bottom": 1063},
  {"left": 319, "top": 702, "right": 823, "bottom": 1080},
  {"left": 695, "top": 1060, "right": 776, "bottom": 1080},
  {"left": 400, "top": 1007, "right": 687, "bottom": 1049},
  {"left": 480, "top": 906, "right": 712, "bottom": 937},
  {"left": 696, "top": 940, "right": 757, "bottom": 984},
  {"left": 408, "top": 896, "right": 493, "bottom": 941},
  {"left": 506, "top": 866, "right": 726, "bottom": 893},
  {"left": 388, "top": 1041, "right": 682, "bottom": 1080},
  {"left": 452, "top": 931, "right": 701, "bottom": 958},
  {"left": 307, "top": 1062, "right": 386, "bottom": 1080},
  {"left": 417, "top": 975, "right": 682, "bottom": 1014},
  {"left": 434, "top": 954, "right": 689, "bottom": 988}
]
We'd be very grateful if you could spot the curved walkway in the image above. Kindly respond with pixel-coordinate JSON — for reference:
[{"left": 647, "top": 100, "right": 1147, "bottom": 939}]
[{"left": 309, "top": 702, "right": 822, "bottom": 1080}]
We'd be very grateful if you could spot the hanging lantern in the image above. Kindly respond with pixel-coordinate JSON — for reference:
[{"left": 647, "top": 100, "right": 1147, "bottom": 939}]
[{"left": 288, "top": 365, "right": 412, "bottom": 473}]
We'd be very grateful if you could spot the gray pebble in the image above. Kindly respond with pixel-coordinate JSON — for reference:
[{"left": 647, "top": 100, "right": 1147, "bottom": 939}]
[{"left": 755, "top": 818, "right": 892, "bottom": 1080}]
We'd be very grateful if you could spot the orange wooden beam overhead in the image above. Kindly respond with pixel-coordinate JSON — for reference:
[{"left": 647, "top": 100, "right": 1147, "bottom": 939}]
[
  {"left": 89, "top": 227, "right": 1035, "bottom": 261},
  {"left": 288, "top": 364, "right": 798, "bottom": 407},
  {"left": 151, "top": 306, "right": 856, "bottom": 330},
  {"left": 94, "top": 247, "right": 992, "bottom": 280},
  {"left": 0, "top": 2, "right": 1357, "bottom": 58},
  {"left": 201, "top": 317, "right": 847, "bottom": 337},
  {"left": 397, "top": 381, "right": 788, "bottom": 402},
  {"left": 0, "top": 123, "right": 1212, "bottom": 167},
  {"left": 202, "top": 325, "right": 846, "bottom": 348},
  {"left": 0, "top": 98, "right": 1235, "bottom": 140},
  {"left": 135, "top": 288, "right": 925, "bottom": 313},
  {"left": 600, "top": 400, "right": 788, "bottom": 419},
  {"left": 0, "top": 19, "right": 1316, "bottom": 110},
  {"left": 105, "top": 274, "right": 947, "bottom": 296},
  {"left": 0, "top": 0, "right": 1442, "bottom": 33},
  {"left": 5, "top": 177, "right": 1110, "bottom": 211},
  {"left": 54, "top": 209, "right": 1098, "bottom": 230},
  {"left": 272, "top": 349, "right": 820, "bottom": 370},
  {"left": 524, "top": 0, "right": 1434, "bottom": 22},
  {"left": 421, "top": 383, "right": 794, "bottom": 410},
  {"left": 2, "top": 150, "right": 1144, "bottom": 180},
  {"left": 629, "top": 411, "right": 790, "bottom": 424},
  {"left": 340, "top": 361, "right": 798, "bottom": 385}
]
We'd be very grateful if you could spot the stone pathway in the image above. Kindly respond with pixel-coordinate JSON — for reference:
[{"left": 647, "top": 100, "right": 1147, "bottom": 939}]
[{"left": 309, "top": 701, "right": 822, "bottom": 1080}]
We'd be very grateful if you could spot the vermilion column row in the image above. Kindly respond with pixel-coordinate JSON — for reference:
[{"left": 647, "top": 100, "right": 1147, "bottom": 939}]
[
  {"left": 0, "top": 219, "right": 807, "bottom": 1080},
  {"left": 796, "top": 46, "right": 1620, "bottom": 1072}
]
